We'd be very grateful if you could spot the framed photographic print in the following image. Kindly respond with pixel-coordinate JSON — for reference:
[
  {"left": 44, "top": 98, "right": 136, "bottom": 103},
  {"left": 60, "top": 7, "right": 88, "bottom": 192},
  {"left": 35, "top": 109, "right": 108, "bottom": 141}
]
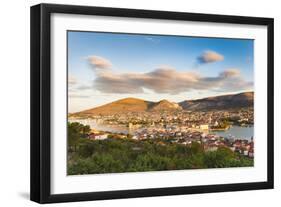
[{"left": 30, "top": 3, "right": 274, "bottom": 203}]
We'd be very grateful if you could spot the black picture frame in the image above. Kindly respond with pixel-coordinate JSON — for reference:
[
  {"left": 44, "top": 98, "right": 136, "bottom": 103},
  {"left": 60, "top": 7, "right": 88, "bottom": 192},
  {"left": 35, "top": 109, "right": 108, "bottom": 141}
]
[{"left": 30, "top": 3, "right": 274, "bottom": 204}]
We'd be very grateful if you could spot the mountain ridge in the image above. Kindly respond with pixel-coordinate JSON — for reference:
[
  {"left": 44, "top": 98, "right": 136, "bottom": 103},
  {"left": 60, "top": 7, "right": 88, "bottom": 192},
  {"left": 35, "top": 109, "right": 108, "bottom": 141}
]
[
  {"left": 179, "top": 91, "right": 253, "bottom": 111},
  {"left": 71, "top": 91, "right": 253, "bottom": 116}
]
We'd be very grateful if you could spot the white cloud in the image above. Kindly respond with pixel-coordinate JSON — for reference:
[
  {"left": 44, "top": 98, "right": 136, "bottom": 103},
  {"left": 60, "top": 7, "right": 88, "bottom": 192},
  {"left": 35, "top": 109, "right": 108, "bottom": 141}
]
[
  {"left": 219, "top": 68, "right": 241, "bottom": 78},
  {"left": 197, "top": 50, "right": 224, "bottom": 64},
  {"left": 93, "top": 67, "right": 251, "bottom": 94},
  {"left": 87, "top": 55, "right": 112, "bottom": 69},
  {"left": 86, "top": 55, "right": 252, "bottom": 94}
]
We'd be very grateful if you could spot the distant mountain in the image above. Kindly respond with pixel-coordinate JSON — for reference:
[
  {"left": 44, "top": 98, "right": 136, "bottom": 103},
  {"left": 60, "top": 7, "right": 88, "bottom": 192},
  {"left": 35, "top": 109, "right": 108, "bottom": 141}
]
[
  {"left": 75, "top": 98, "right": 154, "bottom": 116},
  {"left": 179, "top": 92, "right": 253, "bottom": 111},
  {"left": 72, "top": 92, "right": 253, "bottom": 116},
  {"left": 73, "top": 98, "right": 182, "bottom": 116},
  {"left": 149, "top": 99, "right": 182, "bottom": 112}
]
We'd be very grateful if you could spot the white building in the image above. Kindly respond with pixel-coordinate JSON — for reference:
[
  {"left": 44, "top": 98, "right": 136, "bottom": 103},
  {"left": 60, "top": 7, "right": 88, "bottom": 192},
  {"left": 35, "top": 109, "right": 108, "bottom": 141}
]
[{"left": 200, "top": 124, "right": 209, "bottom": 130}]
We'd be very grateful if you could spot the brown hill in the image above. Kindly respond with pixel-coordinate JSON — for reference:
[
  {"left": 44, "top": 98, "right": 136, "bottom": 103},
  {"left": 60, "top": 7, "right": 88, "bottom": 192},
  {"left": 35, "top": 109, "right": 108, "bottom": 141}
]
[
  {"left": 74, "top": 98, "right": 183, "bottom": 116},
  {"left": 179, "top": 91, "right": 253, "bottom": 111},
  {"left": 149, "top": 99, "right": 182, "bottom": 111},
  {"left": 75, "top": 97, "right": 154, "bottom": 116},
  {"left": 73, "top": 92, "right": 254, "bottom": 116}
]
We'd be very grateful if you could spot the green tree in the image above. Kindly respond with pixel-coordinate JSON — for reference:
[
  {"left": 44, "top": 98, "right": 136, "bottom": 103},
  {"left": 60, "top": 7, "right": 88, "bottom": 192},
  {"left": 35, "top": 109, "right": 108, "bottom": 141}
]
[
  {"left": 67, "top": 136, "right": 254, "bottom": 175},
  {"left": 190, "top": 142, "right": 204, "bottom": 154},
  {"left": 68, "top": 122, "right": 91, "bottom": 152}
]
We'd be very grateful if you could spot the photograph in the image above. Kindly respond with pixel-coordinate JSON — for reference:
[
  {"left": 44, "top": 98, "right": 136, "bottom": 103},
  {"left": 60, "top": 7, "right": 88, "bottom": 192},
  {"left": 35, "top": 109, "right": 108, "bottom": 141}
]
[
  {"left": 67, "top": 31, "right": 255, "bottom": 175},
  {"left": 30, "top": 3, "right": 274, "bottom": 203}
]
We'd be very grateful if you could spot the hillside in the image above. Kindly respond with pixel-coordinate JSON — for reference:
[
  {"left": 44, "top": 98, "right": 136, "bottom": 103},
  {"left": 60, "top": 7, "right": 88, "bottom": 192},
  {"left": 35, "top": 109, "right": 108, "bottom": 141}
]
[
  {"left": 149, "top": 100, "right": 182, "bottom": 112},
  {"left": 75, "top": 98, "right": 154, "bottom": 116},
  {"left": 179, "top": 92, "right": 253, "bottom": 111},
  {"left": 72, "top": 92, "right": 254, "bottom": 116}
]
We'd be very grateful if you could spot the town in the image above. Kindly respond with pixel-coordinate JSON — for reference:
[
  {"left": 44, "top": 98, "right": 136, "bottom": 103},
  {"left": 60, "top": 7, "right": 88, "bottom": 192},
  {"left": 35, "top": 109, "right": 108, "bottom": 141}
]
[{"left": 69, "top": 107, "right": 254, "bottom": 158}]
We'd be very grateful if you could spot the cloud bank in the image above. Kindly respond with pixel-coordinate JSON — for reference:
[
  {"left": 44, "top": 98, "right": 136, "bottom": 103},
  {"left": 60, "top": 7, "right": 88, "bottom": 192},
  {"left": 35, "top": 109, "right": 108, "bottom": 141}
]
[
  {"left": 87, "top": 56, "right": 252, "bottom": 94},
  {"left": 197, "top": 50, "right": 224, "bottom": 64}
]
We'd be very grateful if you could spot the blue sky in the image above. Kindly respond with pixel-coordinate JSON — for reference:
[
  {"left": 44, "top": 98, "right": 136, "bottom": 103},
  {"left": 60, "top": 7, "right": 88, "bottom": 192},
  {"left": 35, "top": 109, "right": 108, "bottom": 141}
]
[{"left": 68, "top": 31, "right": 254, "bottom": 112}]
